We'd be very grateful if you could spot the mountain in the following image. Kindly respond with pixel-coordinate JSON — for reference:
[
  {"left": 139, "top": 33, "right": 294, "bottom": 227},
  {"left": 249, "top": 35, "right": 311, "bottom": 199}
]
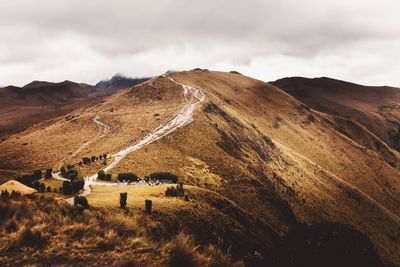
[
  {"left": 96, "top": 73, "right": 150, "bottom": 91},
  {"left": 271, "top": 77, "right": 400, "bottom": 152},
  {"left": 0, "top": 80, "right": 113, "bottom": 140},
  {"left": 0, "top": 70, "right": 399, "bottom": 265}
]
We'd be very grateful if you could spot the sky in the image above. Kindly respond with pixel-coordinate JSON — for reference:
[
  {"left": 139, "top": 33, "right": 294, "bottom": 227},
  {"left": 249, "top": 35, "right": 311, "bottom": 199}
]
[{"left": 1, "top": 0, "right": 400, "bottom": 87}]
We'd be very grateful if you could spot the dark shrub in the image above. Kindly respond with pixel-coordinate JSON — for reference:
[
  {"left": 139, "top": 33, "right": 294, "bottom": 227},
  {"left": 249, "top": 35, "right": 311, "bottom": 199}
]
[
  {"left": 66, "top": 164, "right": 74, "bottom": 170},
  {"left": 145, "top": 199, "right": 152, "bottom": 214},
  {"left": 99, "top": 155, "right": 103, "bottom": 160},
  {"left": 74, "top": 196, "right": 89, "bottom": 209},
  {"left": 46, "top": 186, "right": 51, "bottom": 193},
  {"left": 18, "top": 228, "right": 47, "bottom": 248},
  {"left": 78, "top": 161, "right": 83, "bottom": 166},
  {"left": 91, "top": 156, "right": 96, "bottom": 162},
  {"left": 149, "top": 172, "right": 178, "bottom": 183},
  {"left": 105, "top": 173, "right": 112, "bottom": 181},
  {"left": 45, "top": 168, "right": 52, "bottom": 179},
  {"left": 33, "top": 181, "right": 40, "bottom": 191},
  {"left": 82, "top": 157, "right": 91, "bottom": 164},
  {"left": 165, "top": 183, "right": 184, "bottom": 197},
  {"left": 117, "top": 172, "right": 139, "bottom": 182},
  {"left": 33, "top": 169, "right": 42, "bottom": 180},
  {"left": 17, "top": 174, "right": 35, "bottom": 186},
  {"left": 103, "top": 153, "right": 107, "bottom": 159},
  {"left": 60, "top": 166, "right": 67, "bottom": 177},
  {"left": 39, "top": 183, "right": 46, "bottom": 193},
  {"left": 10, "top": 190, "right": 22, "bottom": 199},
  {"left": 1, "top": 190, "right": 10, "bottom": 201},
  {"left": 62, "top": 181, "right": 74, "bottom": 195},
  {"left": 67, "top": 167, "right": 78, "bottom": 180},
  {"left": 120, "top": 192, "right": 127, "bottom": 209},
  {"left": 98, "top": 170, "right": 106, "bottom": 180}
]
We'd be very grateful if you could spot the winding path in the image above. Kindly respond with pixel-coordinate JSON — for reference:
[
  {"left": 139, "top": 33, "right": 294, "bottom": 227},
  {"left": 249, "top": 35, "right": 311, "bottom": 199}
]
[
  {"left": 56, "top": 76, "right": 205, "bottom": 201},
  {"left": 54, "top": 115, "right": 110, "bottom": 170}
]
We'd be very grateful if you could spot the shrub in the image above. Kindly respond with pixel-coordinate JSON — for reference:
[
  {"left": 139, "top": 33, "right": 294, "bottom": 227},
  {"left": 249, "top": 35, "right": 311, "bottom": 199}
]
[
  {"left": 39, "top": 183, "right": 46, "bottom": 193},
  {"left": 91, "top": 156, "right": 96, "bottom": 162},
  {"left": 98, "top": 170, "right": 106, "bottom": 180},
  {"left": 120, "top": 192, "right": 127, "bottom": 209},
  {"left": 17, "top": 174, "right": 35, "bottom": 186},
  {"left": 82, "top": 157, "right": 91, "bottom": 164},
  {"left": 10, "top": 190, "right": 22, "bottom": 199},
  {"left": 149, "top": 172, "right": 178, "bottom": 183},
  {"left": 145, "top": 199, "right": 152, "bottom": 214},
  {"left": 74, "top": 196, "right": 89, "bottom": 209},
  {"left": 62, "top": 181, "right": 74, "bottom": 195},
  {"left": 117, "top": 172, "right": 139, "bottom": 182},
  {"left": 33, "top": 181, "right": 40, "bottom": 191},
  {"left": 60, "top": 166, "right": 67, "bottom": 177},
  {"left": 18, "top": 227, "right": 47, "bottom": 248},
  {"left": 99, "top": 155, "right": 103, "bottom": 160},
  {"left": 46, "top": 186, "right": 51, "bottom": 193},
  {"left": 33, "top": 169, "right": 42, "bottom": 180},
  {"left": 78, "top": 161, "right": 83, "bottom": 166},
  {"left": 1, "top": 190, "right": 9, "bottom": 201},
  {"left": 103, "top": 153, "right": 107, "bottom": 159},
  {"left": 45, "top": 168, "right": 53, "bottom": 179},
  {"left": 105, "top": 173, "right": 112, "bottom": 181},
  {"left": 165, "top": 183, "right": 184, "bottom": 197}
]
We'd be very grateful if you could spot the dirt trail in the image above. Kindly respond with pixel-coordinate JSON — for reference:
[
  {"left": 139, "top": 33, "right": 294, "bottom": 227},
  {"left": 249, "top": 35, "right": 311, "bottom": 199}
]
[
  {"left": 56, "top": 76, "right": 205, "bottom": 201},
  {"left": 54, "top": 115, "right": 110, "bottom": 170}
]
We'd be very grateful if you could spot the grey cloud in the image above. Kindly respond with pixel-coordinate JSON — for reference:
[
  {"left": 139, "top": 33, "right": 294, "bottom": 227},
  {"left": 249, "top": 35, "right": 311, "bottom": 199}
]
[{"left": 0, "top": 0, "right": 400, "bottom": 86}]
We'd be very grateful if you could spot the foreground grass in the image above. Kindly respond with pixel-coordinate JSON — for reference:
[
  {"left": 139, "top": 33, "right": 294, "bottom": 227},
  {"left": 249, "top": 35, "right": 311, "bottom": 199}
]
[{"left": 0, "top": 194, "right": 240, "bottom": 266}]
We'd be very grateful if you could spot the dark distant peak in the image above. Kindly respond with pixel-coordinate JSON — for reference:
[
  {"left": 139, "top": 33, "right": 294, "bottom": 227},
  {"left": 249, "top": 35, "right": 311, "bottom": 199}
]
[
  {"left": 23, "top": 80, "right": 55, "bottom": 89},
  {"left": 96, "top": 73, "right": 151, "bottom": 91}
]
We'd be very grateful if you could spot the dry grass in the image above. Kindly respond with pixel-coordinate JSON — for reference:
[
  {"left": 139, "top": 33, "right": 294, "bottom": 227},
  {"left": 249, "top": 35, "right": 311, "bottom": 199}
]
[{"left": 0, "top": 195, "right": 239, "bottom": 266}]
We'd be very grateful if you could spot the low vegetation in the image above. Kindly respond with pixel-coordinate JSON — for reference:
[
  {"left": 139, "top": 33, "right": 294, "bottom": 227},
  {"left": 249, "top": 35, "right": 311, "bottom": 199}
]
[{"left": 0, "top": 194, "right": 239, "bottom": 266}]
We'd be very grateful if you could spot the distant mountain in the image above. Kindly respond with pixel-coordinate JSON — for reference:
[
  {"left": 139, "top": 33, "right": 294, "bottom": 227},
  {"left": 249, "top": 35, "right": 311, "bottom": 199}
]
[
  {"left": 96, "top": 73, "right": 150, "bottom": 91},
  {"left": 0, "top": 80, "right": 110, "bottom": 139},
  {"left": 271, "top": 77, "right": 400, "bottom": 152}
]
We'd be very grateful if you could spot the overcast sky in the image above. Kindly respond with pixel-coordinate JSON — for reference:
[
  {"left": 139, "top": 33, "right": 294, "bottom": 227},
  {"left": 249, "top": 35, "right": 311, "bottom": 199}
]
[{"left": 1, "top": 0, "right": 400, "bottom": 87}]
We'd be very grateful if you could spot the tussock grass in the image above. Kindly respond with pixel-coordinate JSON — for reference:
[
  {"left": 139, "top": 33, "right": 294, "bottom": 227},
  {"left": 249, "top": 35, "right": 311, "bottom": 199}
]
[{"left": 0, "top": 194, "right": 235, "bottom": 266}]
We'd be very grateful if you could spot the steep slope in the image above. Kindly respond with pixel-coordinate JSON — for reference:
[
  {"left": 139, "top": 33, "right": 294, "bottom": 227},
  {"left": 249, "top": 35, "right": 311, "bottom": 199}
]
[
  {"left": 0, "top": 80, "right": 112, "bottom": 140},
  {"left": 271, "top": 77, "right": 400, "bottom": 152},
  {"left": 0, "top": 71, "right": 399, "bottom": 265}
]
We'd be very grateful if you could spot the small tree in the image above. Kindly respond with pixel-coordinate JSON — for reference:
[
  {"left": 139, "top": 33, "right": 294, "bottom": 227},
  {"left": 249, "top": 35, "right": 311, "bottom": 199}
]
[
  {"left": 120, "top": 192, "right": 127, "bottom": 209},
  {"left": 45, "top": 169, "right": 52, "bottom": 179},
  {"left": 46, "top": 186, "right": 51, "bottom": 192},
  {"left": 78, "top": 161, "right": 83, "bottom": 166},
  {"left": 97, "top": 170, "right": 106, "bottom": 180},
  {"left": 105, "top": 173, "right": 112, "bottom": 181},
  {"left": 91, "top": 156, "right": 96, "bottom": 162},
  {"left": 103, "top": 153, "right": 107, "bottom": 159},
  {"left": 145, "top": 199, "right": 152, "bottom": 214},
  {"left": 82, "top": 157, "right": 91, "bottom": 164}
]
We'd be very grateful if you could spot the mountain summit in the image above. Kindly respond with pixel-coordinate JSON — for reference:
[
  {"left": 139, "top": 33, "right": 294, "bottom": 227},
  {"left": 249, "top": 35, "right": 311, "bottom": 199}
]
[{"left": 96, "top": 73, "right": 150, "bottom": 91}]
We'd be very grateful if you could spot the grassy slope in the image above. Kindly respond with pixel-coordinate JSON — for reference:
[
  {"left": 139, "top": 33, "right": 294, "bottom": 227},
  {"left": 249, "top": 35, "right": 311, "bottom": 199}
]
[{"left": 0, "top": 70, "right": 399, "bottom": 265}]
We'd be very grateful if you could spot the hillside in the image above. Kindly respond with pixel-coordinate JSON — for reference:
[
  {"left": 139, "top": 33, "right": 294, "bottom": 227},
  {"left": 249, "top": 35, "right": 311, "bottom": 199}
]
[
  {"left": 271, "top": 77, "right": 400, "bottom": 152},
  {"left": 0, "top": 70, "right": 399, "bottom": 265},
  {"left": 0, "top": 80, "right": 113, "bottom": 140}
]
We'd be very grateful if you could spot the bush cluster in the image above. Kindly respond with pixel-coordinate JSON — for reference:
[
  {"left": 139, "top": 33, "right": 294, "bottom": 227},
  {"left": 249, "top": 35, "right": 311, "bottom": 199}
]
[
  {"left": 165, "top": 183, "right": 185, "bottom": 197},
  {"left": 117, "top": 173, "right": 139, "bottom": 182},
  {"left": 149, "top": 172, "right": 178, "bottom": 183},
  {"left": 62, "top": 179, "right": 84, "bottom": 195}
]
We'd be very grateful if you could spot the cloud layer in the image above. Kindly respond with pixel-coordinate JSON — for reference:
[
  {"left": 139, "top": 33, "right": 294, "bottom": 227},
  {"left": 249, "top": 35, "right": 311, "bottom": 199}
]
[{"left": 1, "top": 0, "right": 400, "bottom": 86}]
